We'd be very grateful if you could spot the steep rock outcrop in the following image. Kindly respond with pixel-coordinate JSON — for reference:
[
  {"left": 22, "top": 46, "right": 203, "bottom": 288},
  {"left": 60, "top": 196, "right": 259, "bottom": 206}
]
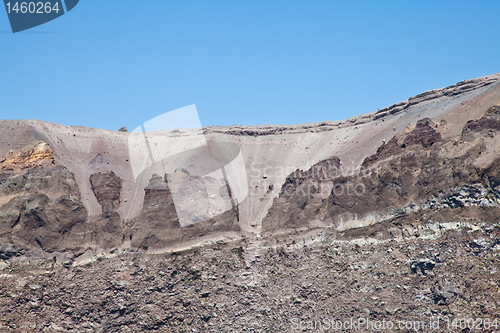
[
  {"left": 263, "top": 157, "right": 342, "bottom": 231},
  {"left": 0, "top": 142, "right": 87, "bottom": 251},
  {"left": 90, "top": 171, "right": 122, "bottom": 212},
  {"left": 130, "top": 174, "right": 240, "bottom": 250},
  {"left": 402, "top": 118, "right": 442, "bottom": 148},
  {"left": 89, "top": 171, "right": 124, "bottom": 249}
]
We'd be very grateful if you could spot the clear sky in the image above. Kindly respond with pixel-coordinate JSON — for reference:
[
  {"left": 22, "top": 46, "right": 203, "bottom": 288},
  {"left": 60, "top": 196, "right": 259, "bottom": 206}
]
[{"left": 1, "top": 1, "right": 499, "bottom": 131}]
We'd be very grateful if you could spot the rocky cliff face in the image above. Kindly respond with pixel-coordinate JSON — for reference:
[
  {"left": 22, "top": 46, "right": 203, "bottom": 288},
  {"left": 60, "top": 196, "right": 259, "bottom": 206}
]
[
  {"left": 1, "top": 74, "right": 500, "bottom": 332},
  {"left": 263, "top": 106, "right": 500, "bottom": 232},
  {"left": 0, "top": 74, "right": 499, "bottom": 257},
  {"left": 0, "top": 142, "right": 87, "bottom": 252}
]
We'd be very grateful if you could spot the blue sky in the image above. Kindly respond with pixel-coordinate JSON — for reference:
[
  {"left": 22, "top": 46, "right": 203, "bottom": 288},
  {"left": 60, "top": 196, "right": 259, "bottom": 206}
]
[{"left": 1, "top": 1, "right": 499, "bottom": 131}]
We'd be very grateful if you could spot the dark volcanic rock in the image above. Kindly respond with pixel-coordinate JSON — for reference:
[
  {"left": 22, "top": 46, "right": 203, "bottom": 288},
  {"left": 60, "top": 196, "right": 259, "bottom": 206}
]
[
  {"left": 403, "top": 118, "right": 442, "bottom": 148},
  {"left": 89, "top": 171, "right": 125, "bottom": 249},
  {"left": 1, "top": 217, "right": 499, "bottom": 332},
  {"left": 461, "top": 105, "right": 500, "bottom": 141},
  {"left": 130, "top": 174, "right": 240, "bottom": 250},
  {"left": 263, "top": 109, "right": 500, "bottom": 232},
  {"left": 130, "top": 175, "right": 181, "bottom": 249},
  {"left": 90, "top": 171, "right": 122, "bottom": 212},
  {"left": 263, "top": 157, "right": 342, "bottom": 231},
  {"left": 0, "top": 143, "right": 88, "bottom": 251}
]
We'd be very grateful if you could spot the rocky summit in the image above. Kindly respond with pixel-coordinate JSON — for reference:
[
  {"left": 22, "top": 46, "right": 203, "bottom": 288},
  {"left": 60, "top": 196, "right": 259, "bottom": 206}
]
[{"left": 1, "top": 74, "right": 500, "bottom": 332}]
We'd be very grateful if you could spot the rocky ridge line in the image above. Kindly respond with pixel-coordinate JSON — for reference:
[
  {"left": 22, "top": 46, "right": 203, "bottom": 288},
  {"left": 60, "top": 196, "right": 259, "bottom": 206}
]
[{"left": 204, "top": 74, "right": 500, "bottom": 136}]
